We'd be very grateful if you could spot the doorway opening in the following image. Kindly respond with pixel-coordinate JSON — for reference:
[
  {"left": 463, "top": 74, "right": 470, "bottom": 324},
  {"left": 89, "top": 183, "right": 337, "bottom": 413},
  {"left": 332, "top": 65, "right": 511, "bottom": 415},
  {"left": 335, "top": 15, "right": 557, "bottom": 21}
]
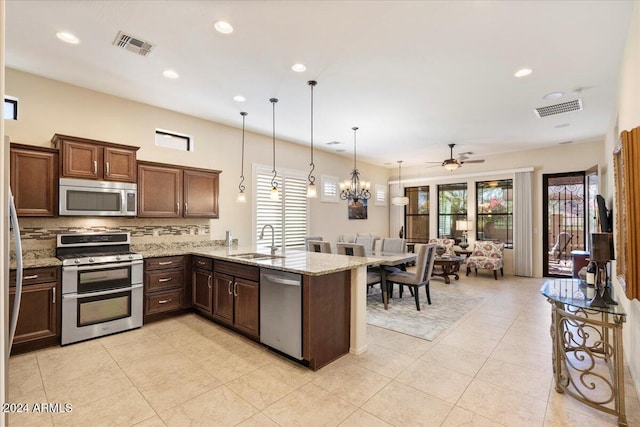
[{"left": 543, "top": 172, "right": 586, "bottom": 277}]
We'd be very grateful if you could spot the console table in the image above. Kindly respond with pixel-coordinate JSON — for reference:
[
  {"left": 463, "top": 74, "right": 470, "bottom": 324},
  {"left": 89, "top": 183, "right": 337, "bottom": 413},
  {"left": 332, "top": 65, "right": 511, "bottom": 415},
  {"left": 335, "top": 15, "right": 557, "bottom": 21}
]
[{"left": 540, "top": 279, "right": 627, "bottom": 426}]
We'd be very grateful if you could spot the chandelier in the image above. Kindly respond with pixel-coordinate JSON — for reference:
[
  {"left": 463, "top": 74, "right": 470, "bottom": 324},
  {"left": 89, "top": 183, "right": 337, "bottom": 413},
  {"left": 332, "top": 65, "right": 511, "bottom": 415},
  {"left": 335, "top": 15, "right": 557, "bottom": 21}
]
[{"left": 340, "top": 127, "right": 370, "bottom": 202}]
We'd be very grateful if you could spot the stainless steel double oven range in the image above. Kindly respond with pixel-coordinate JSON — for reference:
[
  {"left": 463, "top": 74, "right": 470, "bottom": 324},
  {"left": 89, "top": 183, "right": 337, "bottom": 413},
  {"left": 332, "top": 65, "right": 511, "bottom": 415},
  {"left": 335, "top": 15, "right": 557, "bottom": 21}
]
[{"left": 56, "top": 232, "right": 143, "bottom": 345}]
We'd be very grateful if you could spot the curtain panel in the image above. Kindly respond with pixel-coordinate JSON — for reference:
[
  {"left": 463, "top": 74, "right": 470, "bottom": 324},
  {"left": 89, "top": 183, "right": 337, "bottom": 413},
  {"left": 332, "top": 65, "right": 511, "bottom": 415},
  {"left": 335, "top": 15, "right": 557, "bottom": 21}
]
[{"left": 514, "top": 171, "right": 533, "bottom": 277}]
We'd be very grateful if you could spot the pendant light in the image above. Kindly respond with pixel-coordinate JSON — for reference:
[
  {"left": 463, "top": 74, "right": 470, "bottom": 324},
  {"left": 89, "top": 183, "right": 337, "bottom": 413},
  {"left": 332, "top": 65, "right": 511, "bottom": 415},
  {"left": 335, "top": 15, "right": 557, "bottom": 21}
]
[
  {"left": 269, "top": 98, "right": 279, "bottom": 201},
  {"left": 339, "top": 127, "right": 371, "bottom": 202},
  {"left": 307, "top": 80, "right": 318, "bottom": 198},
  {"left": 391, "top": 160, "right": 409, "bottom": 206},
  {"left": 237, "top": 111, "right": 248, "bottom": 203}
]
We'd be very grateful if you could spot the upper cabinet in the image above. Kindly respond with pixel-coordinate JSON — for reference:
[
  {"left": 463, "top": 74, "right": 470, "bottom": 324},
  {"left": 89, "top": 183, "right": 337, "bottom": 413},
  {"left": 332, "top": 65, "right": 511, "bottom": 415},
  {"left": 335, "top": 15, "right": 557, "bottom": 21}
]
[
  {"left": 138, "top": 161, "right": 220, "bottom": 218},
  {"left": 10, "top": 143, "right": 58, "bottom": 217},
  {"left": 51, "top": 134, "right": 139, "bottom": 183},
  {"left": 183, "top": 169, "right": 219, "bottom": 218}
]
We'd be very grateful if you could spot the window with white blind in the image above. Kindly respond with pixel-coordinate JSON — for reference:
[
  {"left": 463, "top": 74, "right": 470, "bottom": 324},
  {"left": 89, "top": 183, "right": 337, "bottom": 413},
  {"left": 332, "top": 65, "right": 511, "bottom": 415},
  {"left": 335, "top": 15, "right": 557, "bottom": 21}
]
[
  {"left": 255, "top": 167, "right": 309, "bottom": 250},
  {"left": 321, "top": 175, "right": 338, "bottom": 203}
]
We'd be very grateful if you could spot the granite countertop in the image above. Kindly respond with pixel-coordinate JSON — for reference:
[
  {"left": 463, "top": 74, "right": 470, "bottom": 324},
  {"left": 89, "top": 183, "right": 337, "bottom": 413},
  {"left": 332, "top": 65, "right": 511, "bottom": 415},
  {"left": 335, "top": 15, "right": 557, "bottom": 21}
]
[
  {"left": 190, "top": 246, "right": 372, "bottom": 276},
  {"left": 11, "top": 257, "right": 62, "bottom": 270},
  {"left": 13, "top": 244, "right": 372, "bottom": 276}
]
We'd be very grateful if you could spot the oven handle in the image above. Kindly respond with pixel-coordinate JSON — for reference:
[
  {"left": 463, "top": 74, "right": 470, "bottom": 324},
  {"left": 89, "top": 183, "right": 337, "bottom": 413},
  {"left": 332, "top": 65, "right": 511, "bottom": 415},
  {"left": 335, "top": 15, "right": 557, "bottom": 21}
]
[
  {"left": 62, "top": 283, "right": 143, "bottom": 300},
  {"left": 63, "top": 260, "right": 143, "bottom": 272}
]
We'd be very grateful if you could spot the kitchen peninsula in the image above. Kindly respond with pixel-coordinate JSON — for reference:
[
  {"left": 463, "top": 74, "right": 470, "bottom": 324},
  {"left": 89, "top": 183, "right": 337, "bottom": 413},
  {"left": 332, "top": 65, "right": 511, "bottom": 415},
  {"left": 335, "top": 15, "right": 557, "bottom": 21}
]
[{"left": 140, "top": 246, "right": 372, "bottom": 370}]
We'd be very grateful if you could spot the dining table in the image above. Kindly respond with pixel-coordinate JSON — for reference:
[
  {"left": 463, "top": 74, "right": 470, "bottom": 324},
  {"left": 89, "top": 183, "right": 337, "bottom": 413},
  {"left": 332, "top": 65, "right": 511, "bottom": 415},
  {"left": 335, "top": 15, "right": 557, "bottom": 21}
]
[{"left": 366, "top": 251, "right": 417, "bottom": 309}]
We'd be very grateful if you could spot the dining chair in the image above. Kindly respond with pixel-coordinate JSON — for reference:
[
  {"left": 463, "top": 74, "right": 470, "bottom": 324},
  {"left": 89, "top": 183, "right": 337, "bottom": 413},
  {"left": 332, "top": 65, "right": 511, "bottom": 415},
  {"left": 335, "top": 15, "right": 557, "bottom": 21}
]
[
  {"left": 384, "top": 243, "right": 437, "bottom": 311},
  {"left": 354, "top": 236, "right": 377, "bottom": 255},
  {"left": 307, "top": 240, "right": 332, "bottom": 253},
  {"left": 381, "top": 237, "right": 406, "bottom": 253},
  {"left": 337, "top": 243, "right": 383, "bottom": 297},
  {"left": 304, "top": 236, "right": 324, "bottom": 251}
]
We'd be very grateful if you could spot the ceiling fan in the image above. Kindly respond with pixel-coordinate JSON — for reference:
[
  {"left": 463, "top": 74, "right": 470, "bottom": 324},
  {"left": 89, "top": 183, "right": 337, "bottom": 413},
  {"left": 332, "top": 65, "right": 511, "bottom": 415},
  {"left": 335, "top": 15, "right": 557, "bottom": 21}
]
[{"left": 428, "top": 143, "right": 485, "bottom": 171}]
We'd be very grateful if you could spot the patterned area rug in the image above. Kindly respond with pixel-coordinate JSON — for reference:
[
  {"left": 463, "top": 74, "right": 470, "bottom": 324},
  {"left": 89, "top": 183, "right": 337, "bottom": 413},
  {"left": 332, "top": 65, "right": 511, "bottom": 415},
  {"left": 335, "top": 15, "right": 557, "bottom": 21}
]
[{"left": 366, "top": 282, "right": 485, "bottom": 341}]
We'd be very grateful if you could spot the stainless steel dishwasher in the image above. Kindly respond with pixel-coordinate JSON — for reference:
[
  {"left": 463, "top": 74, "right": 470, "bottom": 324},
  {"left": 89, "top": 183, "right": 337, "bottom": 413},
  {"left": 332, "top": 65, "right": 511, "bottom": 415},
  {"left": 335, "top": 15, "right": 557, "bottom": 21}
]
[{"left": 260, "top": 268, "right": 302, "bottom": 360}]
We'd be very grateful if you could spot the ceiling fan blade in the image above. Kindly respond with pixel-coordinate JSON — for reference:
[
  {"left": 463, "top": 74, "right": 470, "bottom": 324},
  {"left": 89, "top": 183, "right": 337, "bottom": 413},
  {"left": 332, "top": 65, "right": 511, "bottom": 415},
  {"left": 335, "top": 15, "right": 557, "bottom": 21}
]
[{"left": 461, "top": 159, "right": 485, "bottom": 164}]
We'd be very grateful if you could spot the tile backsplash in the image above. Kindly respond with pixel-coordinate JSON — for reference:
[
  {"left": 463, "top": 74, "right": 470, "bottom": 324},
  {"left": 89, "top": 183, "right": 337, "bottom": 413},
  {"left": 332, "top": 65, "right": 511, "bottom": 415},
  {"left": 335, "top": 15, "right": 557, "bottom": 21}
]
[{"left": 15, "top": 217, "right": 216, "bottom": 257}]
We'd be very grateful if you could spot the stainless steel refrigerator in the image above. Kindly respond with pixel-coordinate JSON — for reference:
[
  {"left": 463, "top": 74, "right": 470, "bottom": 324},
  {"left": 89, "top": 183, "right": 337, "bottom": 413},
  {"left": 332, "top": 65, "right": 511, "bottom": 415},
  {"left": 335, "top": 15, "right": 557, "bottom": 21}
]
[{"left": 2, "top": 134, "right": 24, "bottom": 421}]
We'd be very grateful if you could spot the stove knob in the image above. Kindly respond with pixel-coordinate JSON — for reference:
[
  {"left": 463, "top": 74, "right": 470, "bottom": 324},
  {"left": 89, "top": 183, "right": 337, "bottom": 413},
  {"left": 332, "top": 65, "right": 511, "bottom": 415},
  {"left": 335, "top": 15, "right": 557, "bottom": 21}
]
[
  {"left": 74, "top": 259, "right": 80, "bottom": 264},
  {"left": 116, "top": 255, "right": 121, "bottom": 261},
  {"left": 128, "top": 255, "right": 133, "bottom": 260},
  {"left": 89, "top": 257, "right": 95, "bottom": 263}
]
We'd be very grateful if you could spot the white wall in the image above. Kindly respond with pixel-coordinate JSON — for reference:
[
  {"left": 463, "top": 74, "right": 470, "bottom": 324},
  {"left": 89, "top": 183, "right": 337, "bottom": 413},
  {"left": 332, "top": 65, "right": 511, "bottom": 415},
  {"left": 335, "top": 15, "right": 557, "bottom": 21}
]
[
  {"left": 611, "top": 1, "right": 640, "bottom": 403},
  {"left": 4, "top": 69, "right": 391, "bottom": 246},
  {"left": 398, "top": 140, "right": 604, "bottom": 278}
]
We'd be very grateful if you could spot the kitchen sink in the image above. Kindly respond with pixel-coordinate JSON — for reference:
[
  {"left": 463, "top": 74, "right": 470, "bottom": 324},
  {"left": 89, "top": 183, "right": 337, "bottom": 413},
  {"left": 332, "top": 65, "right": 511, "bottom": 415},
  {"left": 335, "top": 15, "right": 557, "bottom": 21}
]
[{"left": 229, "top": 253, "right": 284, "bottom": 260}]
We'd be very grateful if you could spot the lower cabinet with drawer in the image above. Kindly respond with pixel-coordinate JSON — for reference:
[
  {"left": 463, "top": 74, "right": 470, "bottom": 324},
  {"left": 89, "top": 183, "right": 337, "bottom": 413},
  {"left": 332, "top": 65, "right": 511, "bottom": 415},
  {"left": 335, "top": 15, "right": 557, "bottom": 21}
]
[
  {"left": 9, "top": 266, "right": 60, "bottom": 354},
  {"left": 143, "top": 255, "right": 187, "bottom": 322},
  {"left": 213, "top": 260, "right": 259, "bottom": 339}
]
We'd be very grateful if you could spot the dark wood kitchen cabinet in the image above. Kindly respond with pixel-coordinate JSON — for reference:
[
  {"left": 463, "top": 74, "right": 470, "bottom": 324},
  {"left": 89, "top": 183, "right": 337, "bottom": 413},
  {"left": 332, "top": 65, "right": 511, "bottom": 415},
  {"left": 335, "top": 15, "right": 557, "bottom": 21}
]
[
  {"left": 52, "top": 134, "right": 138, "bottom": 182},
  {"left": 137, "top": 163, "right": 182, "bottom": 217},
  {"left": 144, "top": 256, "right": 187, "bottom": 321},
  {"left": 192, "top": 256, "right": 213, "bottom": 315},
  {"left": 137, "top": 161, "right": 220, "bottom": 218},
  {"left": 184, "top": 169, "right": 219, "bottom": 218},
  {"left": 213, "top": 260, "right": 259, "bottom": 338},
  {"left": 9, "top": 144, "right": 58, "bottom": 217},
  {"left": 9, "top": 266, "right": 60, "bottom": 354}
]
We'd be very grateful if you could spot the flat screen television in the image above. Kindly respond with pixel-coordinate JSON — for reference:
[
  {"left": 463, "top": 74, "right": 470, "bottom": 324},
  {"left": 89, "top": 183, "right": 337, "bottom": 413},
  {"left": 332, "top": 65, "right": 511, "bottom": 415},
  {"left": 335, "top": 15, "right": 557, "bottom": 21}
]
[{"left": 596, "top": 195, "right": 612, "bottom": 233}]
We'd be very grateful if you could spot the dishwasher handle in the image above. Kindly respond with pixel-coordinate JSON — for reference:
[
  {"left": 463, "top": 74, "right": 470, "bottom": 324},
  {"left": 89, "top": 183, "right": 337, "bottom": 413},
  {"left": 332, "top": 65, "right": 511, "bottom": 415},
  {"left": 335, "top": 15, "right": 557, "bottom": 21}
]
[{"left": 262, "top": 273, "right": 301, "bottom": 287}]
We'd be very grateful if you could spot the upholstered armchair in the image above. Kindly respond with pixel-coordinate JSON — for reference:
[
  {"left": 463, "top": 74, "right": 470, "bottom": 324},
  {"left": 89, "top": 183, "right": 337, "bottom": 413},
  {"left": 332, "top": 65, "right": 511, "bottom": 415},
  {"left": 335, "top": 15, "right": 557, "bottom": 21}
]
[
  {"left": 428, "top": 238, "right": 456, "bottom": 256},
  {"left": 465, "top": 240, "right": 504, "bottom": 280}
]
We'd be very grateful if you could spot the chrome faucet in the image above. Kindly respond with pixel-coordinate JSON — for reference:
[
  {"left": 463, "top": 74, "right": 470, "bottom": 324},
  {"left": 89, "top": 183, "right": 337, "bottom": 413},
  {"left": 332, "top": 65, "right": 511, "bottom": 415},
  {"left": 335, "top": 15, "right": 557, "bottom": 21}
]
[{"left": 259, "top": 224, "right": 278, "bottom": 255}]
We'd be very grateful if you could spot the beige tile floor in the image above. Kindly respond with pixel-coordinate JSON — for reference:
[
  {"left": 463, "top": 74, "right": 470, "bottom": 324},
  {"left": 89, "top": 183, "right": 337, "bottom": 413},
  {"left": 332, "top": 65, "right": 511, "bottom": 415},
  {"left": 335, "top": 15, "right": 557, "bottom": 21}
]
[{"left": 8, "top": 274, "right": 640, "bottom": 426}]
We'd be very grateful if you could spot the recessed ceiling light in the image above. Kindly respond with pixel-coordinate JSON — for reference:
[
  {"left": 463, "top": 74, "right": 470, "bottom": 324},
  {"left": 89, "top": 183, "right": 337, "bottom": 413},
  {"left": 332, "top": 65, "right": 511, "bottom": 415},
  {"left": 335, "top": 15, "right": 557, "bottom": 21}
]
[
  {"left": 291, "top": 63, "right": 307, "bottom": 73},
  {"left": 514, "top": 68, "right": 532, "bottom": 78},
  {"left": 543, "top": 91, "right": 564, "bottom": 100},
  {"left": 233, "top": 95, "right": 246, "bottom": 102},
  {"left": 214, "top": 21, "right": 234, "bottom": 34},
  {"left": 383, "top": 162, "right": 392, "bottom": 166},
  {"left": 162, "top": 69, "right": 179, "bottom": 79},
  {"left": 554, "top": 123, "right": 570, "bottom": 128},
  {"left": 56, "top": 31, "right": 80, "bottom": 44}
]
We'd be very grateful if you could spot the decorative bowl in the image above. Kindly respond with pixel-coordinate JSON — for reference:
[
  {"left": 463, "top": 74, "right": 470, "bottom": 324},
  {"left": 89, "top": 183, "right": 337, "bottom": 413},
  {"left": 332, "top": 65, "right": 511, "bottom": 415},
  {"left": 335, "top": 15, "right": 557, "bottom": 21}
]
[{"left": 435, "top": 246, "right": 446, "bottom": 256}]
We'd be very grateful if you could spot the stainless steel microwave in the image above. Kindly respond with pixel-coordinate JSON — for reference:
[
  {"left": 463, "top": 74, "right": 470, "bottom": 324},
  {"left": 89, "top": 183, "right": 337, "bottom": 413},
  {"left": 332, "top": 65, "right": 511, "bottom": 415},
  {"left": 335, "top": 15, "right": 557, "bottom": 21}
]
[{"left": 59, "top": 178, "right": 137, "bottom": 216}]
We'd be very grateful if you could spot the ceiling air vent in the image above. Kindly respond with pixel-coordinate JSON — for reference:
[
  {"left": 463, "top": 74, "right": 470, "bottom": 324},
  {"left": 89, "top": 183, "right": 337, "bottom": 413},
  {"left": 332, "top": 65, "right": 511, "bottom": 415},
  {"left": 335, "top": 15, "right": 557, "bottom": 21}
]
[
  {"left": 534, "top": 99, "right": 583, "bottom": 118},
  {"left": 112, "top": 31, "right": 154, "bottom": 56}
]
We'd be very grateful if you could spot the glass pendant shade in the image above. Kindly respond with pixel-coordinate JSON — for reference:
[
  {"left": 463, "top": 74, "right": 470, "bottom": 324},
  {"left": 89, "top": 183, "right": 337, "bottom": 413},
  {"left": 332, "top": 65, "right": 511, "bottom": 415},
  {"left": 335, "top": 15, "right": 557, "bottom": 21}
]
[
  {"left": 391, "top": 196, "right": 409, "bottom": 205},
  {"left": 237, "top": 191, "right": 246, "bottom": 203},
  {"left": 270, "top": 186, "right": 279, "bottom": 201},
  {"left": 306, "top": 182, "right": 317, "bottom": 198}
]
